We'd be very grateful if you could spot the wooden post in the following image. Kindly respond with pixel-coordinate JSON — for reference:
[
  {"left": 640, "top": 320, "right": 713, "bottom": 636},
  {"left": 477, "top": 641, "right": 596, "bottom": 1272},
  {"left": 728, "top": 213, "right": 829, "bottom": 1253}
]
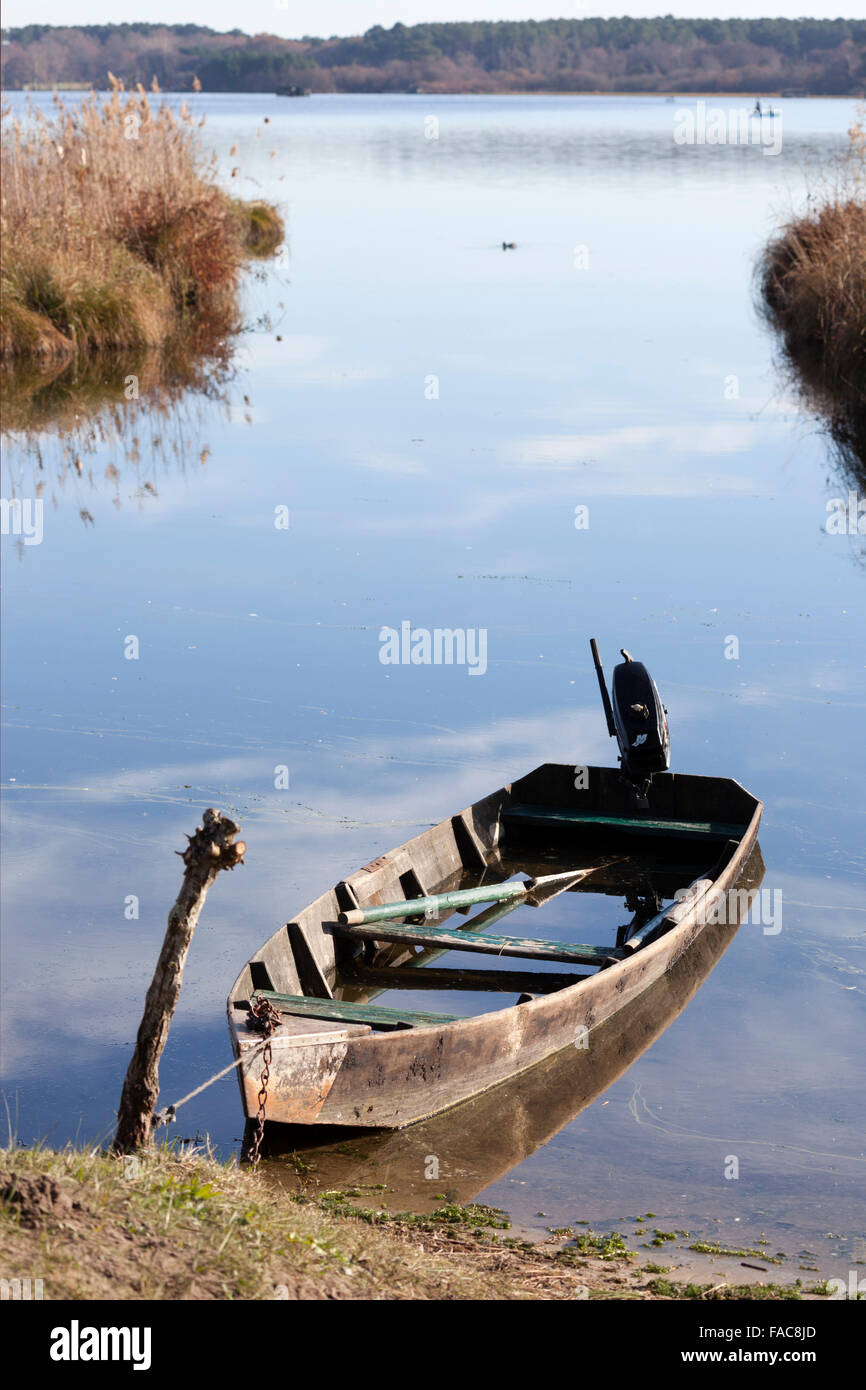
[{"left": 113, "top": 808, "right": 246, "bottom": 1155}]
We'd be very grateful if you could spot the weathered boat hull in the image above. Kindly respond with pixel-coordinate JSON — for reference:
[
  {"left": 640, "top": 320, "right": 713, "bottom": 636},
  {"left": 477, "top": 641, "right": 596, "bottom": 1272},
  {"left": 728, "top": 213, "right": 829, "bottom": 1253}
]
[
  {"left": 255, "top": 845, "right": 766, "bottom": 1198},
  {"left": 228, "top": 763, "right": 762, "bottom": 1130}
]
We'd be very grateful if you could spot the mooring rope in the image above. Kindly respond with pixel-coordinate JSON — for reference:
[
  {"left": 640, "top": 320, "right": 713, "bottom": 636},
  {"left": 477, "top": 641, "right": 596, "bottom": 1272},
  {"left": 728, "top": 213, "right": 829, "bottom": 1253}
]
[{"left": 153, "top": 1043, "right": 264, "bottom": 1127}]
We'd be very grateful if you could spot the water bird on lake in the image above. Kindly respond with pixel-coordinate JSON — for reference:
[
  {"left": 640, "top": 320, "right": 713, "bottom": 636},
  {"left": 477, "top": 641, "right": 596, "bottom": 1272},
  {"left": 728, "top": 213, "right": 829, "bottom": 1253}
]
[{"left": 502, "top": 241, "right": 516, "bottom": 250}]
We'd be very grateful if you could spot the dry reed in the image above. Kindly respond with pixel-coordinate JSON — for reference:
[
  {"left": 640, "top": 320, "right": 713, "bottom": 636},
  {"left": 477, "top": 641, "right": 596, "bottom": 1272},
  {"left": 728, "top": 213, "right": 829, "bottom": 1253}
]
[
  {"left": 1, "top": 81, "right": 283, "bottom": 362},
  {"left": 758, "top": 110, "right": 866, "bottom": 474}
]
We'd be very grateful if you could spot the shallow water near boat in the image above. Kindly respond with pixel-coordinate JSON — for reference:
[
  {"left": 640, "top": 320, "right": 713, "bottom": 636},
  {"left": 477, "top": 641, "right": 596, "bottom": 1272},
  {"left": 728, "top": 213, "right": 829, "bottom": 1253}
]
[{"left": 1, "top": 93, "right": 864, "bottom": 1279}]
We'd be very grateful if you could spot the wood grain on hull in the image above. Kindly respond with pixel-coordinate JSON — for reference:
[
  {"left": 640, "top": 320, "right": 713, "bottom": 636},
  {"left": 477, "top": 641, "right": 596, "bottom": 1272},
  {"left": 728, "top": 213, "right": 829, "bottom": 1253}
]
[
  {"left": 256, "top": 861, "right": 764, "bottom": 1192},
  {"left": 228, "top": 765, "right": 762, "bottom": 1130}
]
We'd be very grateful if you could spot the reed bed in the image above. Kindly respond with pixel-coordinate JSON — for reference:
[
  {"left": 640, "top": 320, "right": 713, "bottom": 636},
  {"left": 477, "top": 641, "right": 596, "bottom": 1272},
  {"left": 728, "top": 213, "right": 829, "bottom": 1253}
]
[
  {"left": 758, "top": 112, "right": 866, "bottom": 475},
  {"left": 1, "top": 82, "right": 283, "bottom": 362}
]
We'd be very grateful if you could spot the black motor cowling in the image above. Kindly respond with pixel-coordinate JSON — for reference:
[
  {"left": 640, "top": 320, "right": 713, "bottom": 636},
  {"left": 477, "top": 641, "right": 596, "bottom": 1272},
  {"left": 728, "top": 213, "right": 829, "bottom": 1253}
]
[
  {"left": 611, "top": 651, "right": 670, "bottom": 783},
  {"left": 590, "top": 638, "right": 670, "bottom": 789}
]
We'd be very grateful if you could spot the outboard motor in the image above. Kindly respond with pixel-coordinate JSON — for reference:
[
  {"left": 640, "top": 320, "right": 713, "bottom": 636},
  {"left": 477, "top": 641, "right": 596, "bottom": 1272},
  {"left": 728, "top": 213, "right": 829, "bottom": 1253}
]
[{"left": 590, "top": 638, "right": 670, "bottom": 795}]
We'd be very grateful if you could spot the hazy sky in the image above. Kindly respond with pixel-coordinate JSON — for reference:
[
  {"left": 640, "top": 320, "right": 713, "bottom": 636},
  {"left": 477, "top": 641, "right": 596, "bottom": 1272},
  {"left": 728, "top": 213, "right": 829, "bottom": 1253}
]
[{"left": 4, "top": 2, "right": 865, "bottom": 36}]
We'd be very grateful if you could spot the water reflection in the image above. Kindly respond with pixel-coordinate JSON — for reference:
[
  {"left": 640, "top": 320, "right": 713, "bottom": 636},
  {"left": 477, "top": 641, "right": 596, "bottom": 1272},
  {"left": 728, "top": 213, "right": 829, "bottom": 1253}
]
[
  {"left": 255, "top": 846, "right": 766, "bottom": 1209},
  {"left": 2, "top": 93, "right": 863, "bottom": 1266},
  {"left": 772, "top": 369, "right": 866, "bottom": 493},
  {"left": 0, "top": 340, "right": 238, "bottom": 537}
]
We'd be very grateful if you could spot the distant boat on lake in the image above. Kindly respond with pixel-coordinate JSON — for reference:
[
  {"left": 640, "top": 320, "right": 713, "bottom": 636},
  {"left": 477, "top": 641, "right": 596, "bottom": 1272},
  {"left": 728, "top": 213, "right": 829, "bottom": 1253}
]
[{"left": 276, "top": 85, "right": 311, "bottom": 97}]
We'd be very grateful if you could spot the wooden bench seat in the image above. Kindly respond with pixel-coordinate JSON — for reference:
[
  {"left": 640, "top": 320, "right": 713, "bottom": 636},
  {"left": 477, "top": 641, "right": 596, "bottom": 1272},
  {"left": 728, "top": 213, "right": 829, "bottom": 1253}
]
[
  {"left": 252, "top": 990, "right": 459, "bottom": 1030},
  {"left": 330, "top": 921, "right": 625, "bottom": 967},
  {"left": 503, "top": 805, "right": 746, "bottom": 840},
  {"left": 346, "top": 963, "right": 587, "bottom": 993}
]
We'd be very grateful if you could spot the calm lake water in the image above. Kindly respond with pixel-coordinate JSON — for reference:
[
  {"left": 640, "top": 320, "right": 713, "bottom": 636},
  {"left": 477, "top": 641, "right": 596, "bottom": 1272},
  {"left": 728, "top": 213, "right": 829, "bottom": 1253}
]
[{"left": 2, "top": 93, "right": 864, "bottom": 1279}]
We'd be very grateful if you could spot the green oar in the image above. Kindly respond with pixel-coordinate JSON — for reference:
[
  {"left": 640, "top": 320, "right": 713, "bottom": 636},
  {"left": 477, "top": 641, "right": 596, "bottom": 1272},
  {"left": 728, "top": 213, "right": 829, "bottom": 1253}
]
[{"left": 337, "top": 869, "right": 585, "bottom": 927}]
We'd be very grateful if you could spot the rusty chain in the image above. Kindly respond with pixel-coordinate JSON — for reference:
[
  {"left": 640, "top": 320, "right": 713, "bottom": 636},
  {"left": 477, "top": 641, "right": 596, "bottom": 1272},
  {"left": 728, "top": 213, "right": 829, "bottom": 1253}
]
[{"left": 246, "top": 995, "right": 281, "bottom": 1165}]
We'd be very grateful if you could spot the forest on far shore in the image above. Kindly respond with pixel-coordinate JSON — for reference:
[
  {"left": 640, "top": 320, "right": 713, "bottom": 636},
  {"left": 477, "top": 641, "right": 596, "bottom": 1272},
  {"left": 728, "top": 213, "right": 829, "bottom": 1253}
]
[{"left": 2, "top": 17, "right": 865, "bottom": 95}]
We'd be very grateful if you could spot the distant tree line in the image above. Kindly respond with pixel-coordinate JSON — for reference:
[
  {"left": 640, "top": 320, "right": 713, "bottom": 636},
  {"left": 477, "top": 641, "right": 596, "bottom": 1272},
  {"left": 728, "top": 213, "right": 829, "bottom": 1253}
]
[{"left": 2, "top": 18, "right": 864, "bottom": 95}]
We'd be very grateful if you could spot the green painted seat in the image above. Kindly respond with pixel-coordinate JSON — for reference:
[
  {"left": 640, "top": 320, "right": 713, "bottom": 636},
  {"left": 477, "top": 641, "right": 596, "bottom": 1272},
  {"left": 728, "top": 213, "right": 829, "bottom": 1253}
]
[
  {"left": 251, "top": 990, "right": 459, "bottom": 1029},
  {"left": 331, "top": 921, "right": 625, "bottom": 967},
  {"left": 503, "top": 805, "right": 746, "bottom": 840}
]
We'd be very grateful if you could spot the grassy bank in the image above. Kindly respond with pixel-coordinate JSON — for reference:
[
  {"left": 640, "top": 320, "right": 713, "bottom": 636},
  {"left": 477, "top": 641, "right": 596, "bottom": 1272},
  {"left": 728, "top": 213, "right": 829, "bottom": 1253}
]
[
  {"left": 758, "top": 112, "right": 866, "bottom": 472},
  {"left": 0, "top": 1144, "right": 830, "bottom": 1301},
  {"left": 1, "top": 84, "right": 283, "bottom": 363}
]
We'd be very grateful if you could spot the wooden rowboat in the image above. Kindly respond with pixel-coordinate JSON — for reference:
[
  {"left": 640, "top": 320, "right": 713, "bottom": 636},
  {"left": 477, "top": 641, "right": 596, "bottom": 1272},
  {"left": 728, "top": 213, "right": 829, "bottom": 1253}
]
[
  {"left": 255, "top": 842, "right": 765, "bottom": 1194},
  {"left": 227, "top": 761, "right": 762, "bottom": 1132}
]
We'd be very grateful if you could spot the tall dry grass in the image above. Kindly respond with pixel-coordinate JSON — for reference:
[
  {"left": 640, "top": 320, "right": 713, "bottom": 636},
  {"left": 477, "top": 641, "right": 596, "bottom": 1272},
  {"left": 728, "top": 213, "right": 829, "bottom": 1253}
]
[
  {"left": 0, "top": 81, "right": 283, "bottom": 361},
  {"left": 758, "top": 110, "right": 866, "bottom": 476}
]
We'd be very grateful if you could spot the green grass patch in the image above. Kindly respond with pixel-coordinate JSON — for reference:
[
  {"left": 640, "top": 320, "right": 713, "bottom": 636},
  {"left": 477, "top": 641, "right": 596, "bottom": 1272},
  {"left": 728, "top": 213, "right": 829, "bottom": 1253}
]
[{"left": 688, "top": 1241, "right": 784, "bottom": 1265}]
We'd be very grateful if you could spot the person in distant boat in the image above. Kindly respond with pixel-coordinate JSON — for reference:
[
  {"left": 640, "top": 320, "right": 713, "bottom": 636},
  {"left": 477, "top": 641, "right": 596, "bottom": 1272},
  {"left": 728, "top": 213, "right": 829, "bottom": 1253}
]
[
  {"left": 753, "top": 98, "right": 763, "bottom": 116},
  {"left": 502, "top": 241, "right": 516, "bottom": 250}
]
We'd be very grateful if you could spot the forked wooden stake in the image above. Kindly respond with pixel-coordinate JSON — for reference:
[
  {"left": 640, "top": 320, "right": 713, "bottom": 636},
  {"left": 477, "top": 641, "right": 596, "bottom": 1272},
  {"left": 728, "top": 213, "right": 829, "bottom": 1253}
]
[{"left": 113, "top": 809, "right": 245, "bottom": 1155}]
